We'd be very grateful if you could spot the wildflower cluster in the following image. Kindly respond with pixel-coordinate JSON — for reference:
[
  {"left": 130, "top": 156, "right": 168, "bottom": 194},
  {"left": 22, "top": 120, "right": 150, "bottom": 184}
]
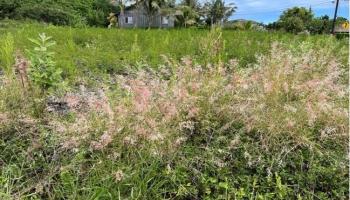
[
  {"left": 229, "top": 42, "right": 348, "bottom": 149},
  {"left": 59, "top": 42, "right": 348, "bottom": 154}
]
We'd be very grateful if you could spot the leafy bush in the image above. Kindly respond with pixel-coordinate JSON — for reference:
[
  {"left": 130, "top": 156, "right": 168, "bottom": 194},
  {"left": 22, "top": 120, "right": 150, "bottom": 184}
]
[
  {"left": 0, "top": 0, "right": 118, "bottom": 27},
  {"left": 307, "top": 16, "right": 331, "bottom": 34},
  {"left": 281, "top": 16, "right": 305, "bottom": 33},
  {"left": 16, "top": 3, "right": 76, "bottom": 26},
  {"left": 268, "top": 7, "right": 349, "bottom": 34},
  {"left": 27, "top": 33, "right": 63, "bottom": 90},
  {"left": 273, "top": 7, "right": 313, "bottom": 34}
]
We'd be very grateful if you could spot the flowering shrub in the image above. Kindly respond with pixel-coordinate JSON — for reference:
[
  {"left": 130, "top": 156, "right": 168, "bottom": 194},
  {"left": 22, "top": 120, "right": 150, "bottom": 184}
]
[{"left": 229, "top": 42, "right": 348, "bottom": 149}]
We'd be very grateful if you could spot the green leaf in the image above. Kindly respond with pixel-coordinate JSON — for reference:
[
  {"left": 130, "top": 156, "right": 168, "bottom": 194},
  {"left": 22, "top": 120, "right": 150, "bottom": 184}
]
[
  {"left": 218, "top": 182, "right": 228, "bottom": 189},
  {"left": 29, "top": 38, "right": 41, "bottom": 46}
]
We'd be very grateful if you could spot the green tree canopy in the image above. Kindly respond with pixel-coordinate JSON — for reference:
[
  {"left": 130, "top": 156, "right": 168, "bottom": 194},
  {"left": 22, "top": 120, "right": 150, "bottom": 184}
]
[
  {"left": 0, "top": 0, "right": 118, "bottom": 27},
  {"left": 175, "top": 0, "right": 201, "bottom": 27},
  {"left": 203, "top": 0, "right": 236, "bottom": 26},
  {"left": 307, "top": 15, "right": 331, "bottom": 34},
  {"left": 141, "top": 0, "right": 171, "bottom": 28},
  {"left": 277, "top": 7, "right": 313, "bottom": 33}
]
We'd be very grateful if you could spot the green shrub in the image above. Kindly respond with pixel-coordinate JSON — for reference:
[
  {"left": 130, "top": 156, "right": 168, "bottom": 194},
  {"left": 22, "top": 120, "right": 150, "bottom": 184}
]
[
  {"left": 27, "top": 33, "right": 63, "bottom": 90},
  {"left": 16, "top": 4, "right": 76, "bottom": 26},
  {"left": 281, "top": 16, "right": 305, "bottom": 33},
  {"left": 0, "top": 0, "right": 118, "bottom": 27}
]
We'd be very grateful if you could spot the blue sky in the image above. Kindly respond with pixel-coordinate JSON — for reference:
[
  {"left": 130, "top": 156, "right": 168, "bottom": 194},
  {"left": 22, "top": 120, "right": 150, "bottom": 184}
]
[{"left": 229, "top": 0, "right": 349, "bottom": 24}]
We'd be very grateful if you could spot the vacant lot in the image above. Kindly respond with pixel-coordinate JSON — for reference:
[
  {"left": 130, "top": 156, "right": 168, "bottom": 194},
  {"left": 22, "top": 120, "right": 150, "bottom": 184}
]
[
  {"left": 1, "top": 20, "right": 348, "bottom": 74},
  {"left": 0, "top": 20, "right": 349, "bottom": 199}
]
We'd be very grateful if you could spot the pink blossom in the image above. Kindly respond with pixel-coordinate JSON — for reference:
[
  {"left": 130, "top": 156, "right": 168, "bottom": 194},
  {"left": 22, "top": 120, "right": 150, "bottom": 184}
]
[
  {"left": 263, "top": 81, "right": 273, "bottom": 93},
  {"left": 160, "top": 102, "right": 178, "bottom": 120},
  {"left": 131, "top": 81, "right": 152, "bottom": 113},
  {"left": 286, "top": 119, "right": 296, "bottom": 129},
  {"left": 283, "top": 82, "right": 289, "bottom": 93},
  {"left": 188, "top": 106, "right": 199, "bottom": 118}
]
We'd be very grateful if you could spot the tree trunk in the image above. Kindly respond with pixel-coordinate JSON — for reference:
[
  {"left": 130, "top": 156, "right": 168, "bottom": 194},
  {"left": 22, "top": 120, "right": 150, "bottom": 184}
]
[
  {"left": 148, "top": 15, "right": 152, "bottom": 29},
  {"left": 134, "top": 0, "right": 138, "bottom": 28},
  {"left": 160, "top": 15, "right": 162, "bottom": 29},
  {"left": 120, "top": 4, "right": 124, "bottom": 27}
]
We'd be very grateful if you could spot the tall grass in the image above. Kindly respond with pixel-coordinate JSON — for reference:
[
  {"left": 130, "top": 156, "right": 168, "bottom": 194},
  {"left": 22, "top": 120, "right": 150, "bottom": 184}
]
[
  {"left": 0, "top": 20, "right": 348, "bottom": 81},
  {"left": 0, "top": 33, "right": 15, "bottom": 76}
]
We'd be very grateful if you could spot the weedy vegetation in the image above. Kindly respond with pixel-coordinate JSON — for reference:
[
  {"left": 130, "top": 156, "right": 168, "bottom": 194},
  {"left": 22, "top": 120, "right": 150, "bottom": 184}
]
[
  {"left": 0, "top": 33, "right": 14, "bottom": 76},
  {"left": 0, "top": 20, "right": 349, "bottom": 199}
]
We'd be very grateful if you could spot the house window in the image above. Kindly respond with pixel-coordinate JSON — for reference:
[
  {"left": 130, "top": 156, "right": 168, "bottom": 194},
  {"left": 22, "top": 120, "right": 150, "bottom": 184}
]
[
  {"left": 125, "top": 16, "right": 133, "bottom": 24},
  {"left": 162, "top": 16, "right": 169, "bottom": 25}
]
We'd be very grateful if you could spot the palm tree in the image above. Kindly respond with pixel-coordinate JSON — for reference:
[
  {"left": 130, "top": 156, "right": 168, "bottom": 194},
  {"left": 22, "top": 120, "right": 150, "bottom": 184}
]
[
  {"left": 203, "top": 0, "right": 237, "bottom": 26},
  {"left": 133, "top": 0, "right": 140, "bottom": 28},
  {"left": 142, "top": 0, "right": 169, "bottom": 28},
  {"left": 175, "top": 0, "right": 200, "bottom": 27},
  {"left": 113, "top": 0, "right": 126, "bottom": 26},
  {"left": 176, "top": 6, "right": 199, "bottom": 27}
]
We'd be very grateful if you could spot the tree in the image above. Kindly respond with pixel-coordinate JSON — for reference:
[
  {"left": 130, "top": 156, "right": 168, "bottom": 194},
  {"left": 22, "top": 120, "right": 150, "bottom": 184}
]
[
  {"left": 176, "top": 6, "right": 199, "bottom": 27},
  {"left": 203, "top": 0, "right": 236, "bottom": 26},
  {"left": 308, "top": 15, "right": 331, "bottom": 34},
  {"left": 278, "top": 7, "right": 313, "bottom": 33},
  {"left": 176, "top": 6, "right": 198, "bottom": 27},
  {"left": 268, "top": 7, "right": 348, "bottom": 34},
  {"left": 0, "top": 0, "right": 118, "bottom": 27},
  {"left": 279, "top": 7, "right": 313, "bottom": 24},
  {"left": 266, "top": 21, "right": 282, "bottom": 30},
  {"left": 141, "top": 0, "right": 169, "bottom": 28},
  {"left": 175, "top": 0, "right": 200, "bottom": 27},
  {"left": 335, "top": 16, "right": 348, "bottom": 26},
  {"left": 0, "top": 0, "right": 21, "bottom": 18},
  {"left": 282, "top": 16, "right": 304, "bottom": 33},
  {"left": 182, "top": 0, "right": 199, "bottom": 9}
]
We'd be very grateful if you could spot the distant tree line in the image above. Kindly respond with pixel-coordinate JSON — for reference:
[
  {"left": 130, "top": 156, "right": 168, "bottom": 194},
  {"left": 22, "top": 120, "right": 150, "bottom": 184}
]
[
  {"left": 0, "top": 0, "right": 236, "bottom": 27},
  {"left": 1, "top": 1, "right": 347, "bottom": 33},
  {"left": 267, "top": 7, "right": 348, "bottom": 34}
]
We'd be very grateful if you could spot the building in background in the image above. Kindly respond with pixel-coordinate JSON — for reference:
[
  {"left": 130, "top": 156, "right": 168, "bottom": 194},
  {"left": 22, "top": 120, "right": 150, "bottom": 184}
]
[
  {"left": 334, "top": 21, "right": 349, "bottom": 34},
  {"left": 118, "top": 5, "right": 175, "bottom": 28}
]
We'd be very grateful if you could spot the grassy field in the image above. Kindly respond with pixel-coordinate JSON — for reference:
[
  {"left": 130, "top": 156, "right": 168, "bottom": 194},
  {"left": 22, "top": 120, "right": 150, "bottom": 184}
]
[
  {"left": 0, "top": 20, "right": 349, "bottom": 199},
  {"left": 0, "top": 20, "right": 348, "bottom": 79}
]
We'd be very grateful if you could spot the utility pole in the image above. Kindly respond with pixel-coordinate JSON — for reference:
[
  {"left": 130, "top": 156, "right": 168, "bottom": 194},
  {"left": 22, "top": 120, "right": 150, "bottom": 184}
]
[{"left": 331, "top": 0, "right": 340, "bottom": 34}]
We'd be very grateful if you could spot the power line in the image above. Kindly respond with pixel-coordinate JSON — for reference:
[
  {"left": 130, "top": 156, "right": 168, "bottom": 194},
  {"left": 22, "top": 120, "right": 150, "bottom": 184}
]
[{"left": 331, "top": 0, "right": 340, "bottom": 34}]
